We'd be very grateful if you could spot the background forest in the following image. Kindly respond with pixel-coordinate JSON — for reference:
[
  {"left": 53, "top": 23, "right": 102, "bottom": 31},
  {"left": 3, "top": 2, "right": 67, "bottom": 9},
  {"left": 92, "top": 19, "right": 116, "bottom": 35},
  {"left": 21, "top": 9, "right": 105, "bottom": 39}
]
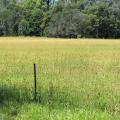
[{"left": 0, "top": 0, "right": 120, "bottom": 38}]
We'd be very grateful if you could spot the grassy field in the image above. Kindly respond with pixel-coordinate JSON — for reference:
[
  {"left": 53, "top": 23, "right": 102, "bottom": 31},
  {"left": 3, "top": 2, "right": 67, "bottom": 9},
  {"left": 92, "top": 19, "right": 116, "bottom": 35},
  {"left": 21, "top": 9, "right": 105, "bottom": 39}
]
[{"left": 0, "top": 37, "right": 120, "bottom": 120}]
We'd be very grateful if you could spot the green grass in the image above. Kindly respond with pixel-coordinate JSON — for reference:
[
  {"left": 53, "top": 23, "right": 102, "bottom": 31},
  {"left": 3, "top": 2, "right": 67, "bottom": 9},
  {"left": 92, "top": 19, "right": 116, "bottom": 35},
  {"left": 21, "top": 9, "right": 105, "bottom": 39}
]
[{"left": 0, "top": 37, "right": 120, "bottom": 120}]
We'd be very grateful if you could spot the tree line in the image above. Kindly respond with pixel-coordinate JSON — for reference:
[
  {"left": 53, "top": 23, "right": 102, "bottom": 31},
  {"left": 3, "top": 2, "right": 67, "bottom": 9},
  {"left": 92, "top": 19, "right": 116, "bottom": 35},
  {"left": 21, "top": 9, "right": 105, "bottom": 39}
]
[{"left": 0, "top": 0, "right": 120, "bottom": 38}]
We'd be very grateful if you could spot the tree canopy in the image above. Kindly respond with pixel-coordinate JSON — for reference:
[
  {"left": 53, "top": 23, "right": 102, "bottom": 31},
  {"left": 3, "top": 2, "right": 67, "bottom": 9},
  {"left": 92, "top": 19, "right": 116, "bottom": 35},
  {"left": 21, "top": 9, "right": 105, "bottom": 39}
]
[{"left": 0, "top": 0, "right": 120, "bottom": 38}]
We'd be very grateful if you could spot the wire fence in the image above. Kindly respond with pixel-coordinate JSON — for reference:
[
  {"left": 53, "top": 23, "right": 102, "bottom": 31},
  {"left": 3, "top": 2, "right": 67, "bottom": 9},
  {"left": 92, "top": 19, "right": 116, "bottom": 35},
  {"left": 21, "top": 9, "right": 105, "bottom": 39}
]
[{"left": 0, "top": 63, "right": 120, "bottom": 107}]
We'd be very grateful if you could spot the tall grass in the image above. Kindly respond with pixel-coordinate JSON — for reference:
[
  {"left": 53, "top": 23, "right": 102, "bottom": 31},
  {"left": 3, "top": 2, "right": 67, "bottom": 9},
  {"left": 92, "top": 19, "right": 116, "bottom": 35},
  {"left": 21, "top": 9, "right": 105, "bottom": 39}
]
[{"left": 0, "top": 37, "right": 120, "bottom": 119}]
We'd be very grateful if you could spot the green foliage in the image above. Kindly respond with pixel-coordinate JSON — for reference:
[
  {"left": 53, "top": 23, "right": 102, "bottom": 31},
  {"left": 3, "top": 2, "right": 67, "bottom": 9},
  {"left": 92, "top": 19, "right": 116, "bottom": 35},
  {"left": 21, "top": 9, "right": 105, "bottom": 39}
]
[
  {"left": 0, "top": 0, "right": 120, "bottom": 38},
  {"left": 21, "top": 0, "right": 48, "bottom": 36},
  {"left": 0, "top": 0, "right": 23, "bottom": 35},
  {"left": 18, "top": 19, "right": 29, "bottom": 35}
]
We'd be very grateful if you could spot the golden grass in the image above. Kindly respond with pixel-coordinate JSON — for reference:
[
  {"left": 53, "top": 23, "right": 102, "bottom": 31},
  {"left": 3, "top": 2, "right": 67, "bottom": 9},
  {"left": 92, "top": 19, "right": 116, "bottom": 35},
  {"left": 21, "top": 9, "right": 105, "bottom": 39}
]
[{"left": 0, "top": 37, "right": 120, "bottom": 114}]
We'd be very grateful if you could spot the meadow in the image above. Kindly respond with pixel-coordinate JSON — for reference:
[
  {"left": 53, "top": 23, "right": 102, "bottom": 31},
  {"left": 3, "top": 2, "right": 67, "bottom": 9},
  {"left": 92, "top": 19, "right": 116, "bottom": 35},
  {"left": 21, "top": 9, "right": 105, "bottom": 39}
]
[{"left": 0, "top": 37, "right": 120, "bottom": 120}]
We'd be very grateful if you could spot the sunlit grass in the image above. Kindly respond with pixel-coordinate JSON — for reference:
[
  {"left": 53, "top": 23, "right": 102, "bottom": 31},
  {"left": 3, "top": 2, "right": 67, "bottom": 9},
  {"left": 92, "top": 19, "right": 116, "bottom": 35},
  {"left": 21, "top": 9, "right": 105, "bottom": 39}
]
[{"left": 0, "top": 37, "right": 120, "bottom": 120}]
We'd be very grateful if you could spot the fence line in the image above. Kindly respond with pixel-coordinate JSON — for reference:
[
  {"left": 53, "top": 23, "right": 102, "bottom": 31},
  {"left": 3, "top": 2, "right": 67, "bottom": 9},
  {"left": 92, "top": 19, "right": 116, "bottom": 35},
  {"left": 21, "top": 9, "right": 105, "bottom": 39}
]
[{"left": 0, "top": 63, "right": 120, "bottom": 103}]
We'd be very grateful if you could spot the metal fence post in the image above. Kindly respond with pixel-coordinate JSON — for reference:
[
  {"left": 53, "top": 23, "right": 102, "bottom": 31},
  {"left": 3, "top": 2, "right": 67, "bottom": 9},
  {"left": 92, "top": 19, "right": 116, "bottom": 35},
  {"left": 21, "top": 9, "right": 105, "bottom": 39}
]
[{"left": 34, "top": 64, "right": 37, "bottom": 101}]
